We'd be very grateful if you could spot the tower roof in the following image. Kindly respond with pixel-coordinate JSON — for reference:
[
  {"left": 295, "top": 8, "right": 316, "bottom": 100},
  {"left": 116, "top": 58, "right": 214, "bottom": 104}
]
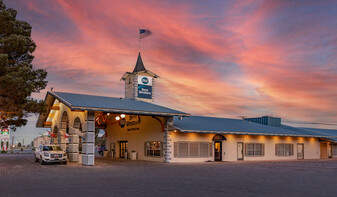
[{"left": 133, "top": 53, "right": 146, "bottom": 73}]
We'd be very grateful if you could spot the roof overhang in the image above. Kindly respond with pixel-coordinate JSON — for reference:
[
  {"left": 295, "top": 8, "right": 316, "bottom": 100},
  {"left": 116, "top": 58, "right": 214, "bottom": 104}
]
[
  {"left": 120, "top": 70, "right": 159, "bottom": 81},
  {"left": 36, "top": 91, "right": 189, "bottom": 128},
  {"left": 36, "top": 93, "right": 56, "bottom": 128}
]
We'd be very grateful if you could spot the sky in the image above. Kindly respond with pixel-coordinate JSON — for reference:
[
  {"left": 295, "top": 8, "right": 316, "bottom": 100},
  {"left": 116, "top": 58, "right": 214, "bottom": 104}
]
[{"left": 3, "top": 0, "right": 337, "bottom": 144}]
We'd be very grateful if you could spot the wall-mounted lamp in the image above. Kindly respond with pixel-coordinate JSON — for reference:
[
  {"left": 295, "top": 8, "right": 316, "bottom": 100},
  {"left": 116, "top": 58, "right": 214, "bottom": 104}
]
[
  {"left": 115, "top": 116, "right": 120, "bottom": 120},
  {"left": 121, "top": 114, "right": 125, "bottom": 118}
]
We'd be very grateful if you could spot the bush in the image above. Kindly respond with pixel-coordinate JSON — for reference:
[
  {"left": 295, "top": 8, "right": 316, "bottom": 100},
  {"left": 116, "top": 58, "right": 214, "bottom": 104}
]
[{"left": 1, "top": 150, "right": 7, "bottom": 154}]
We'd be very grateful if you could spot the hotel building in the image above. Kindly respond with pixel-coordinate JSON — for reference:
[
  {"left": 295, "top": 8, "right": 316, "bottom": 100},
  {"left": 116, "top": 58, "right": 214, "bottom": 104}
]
[{"left": 36, "top": 53, "right": 337, "bottom": 165}]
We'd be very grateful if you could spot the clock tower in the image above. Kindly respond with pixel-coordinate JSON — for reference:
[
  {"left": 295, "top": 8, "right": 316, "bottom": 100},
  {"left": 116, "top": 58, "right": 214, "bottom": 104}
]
[{"left": 121, "top": 53, "right": 159, "bottom": 102}]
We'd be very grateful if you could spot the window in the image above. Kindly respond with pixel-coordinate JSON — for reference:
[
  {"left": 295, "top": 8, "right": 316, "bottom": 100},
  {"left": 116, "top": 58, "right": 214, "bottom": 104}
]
[
  {"left": 275, "top": 143, "right": 294, "bottom": 156},
  {"left": 245, "top": 143, "right": 264, "bottom": 157},
  {"left": 332, "top": 145, "right": 336, "bottom": 155},
  {"left": 173, "top": 142, "right": 212, "bottom": 158},
  {"left": 145, "top": 142, "right": 162, "bottom": 157}
]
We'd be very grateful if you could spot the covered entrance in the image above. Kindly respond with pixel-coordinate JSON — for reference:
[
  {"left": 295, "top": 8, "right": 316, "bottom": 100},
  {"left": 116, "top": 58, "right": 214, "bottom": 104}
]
[{"left": 213, "top": 134, "right": 226, "bottom": 161}]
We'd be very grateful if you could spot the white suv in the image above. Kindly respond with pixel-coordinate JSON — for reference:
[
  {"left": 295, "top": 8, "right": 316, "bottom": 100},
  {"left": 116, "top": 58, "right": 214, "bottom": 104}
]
[{"left": 35, "top": 145, "right": 67, "bottom": 165}]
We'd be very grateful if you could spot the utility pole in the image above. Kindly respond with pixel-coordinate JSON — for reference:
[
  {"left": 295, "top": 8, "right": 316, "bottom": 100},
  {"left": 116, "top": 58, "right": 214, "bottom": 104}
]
[{"left": 11, "top": 136, "right": 14, "bottom": 153}]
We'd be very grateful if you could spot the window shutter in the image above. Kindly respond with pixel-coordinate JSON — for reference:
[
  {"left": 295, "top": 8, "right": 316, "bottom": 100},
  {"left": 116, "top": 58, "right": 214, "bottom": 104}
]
[
  {"left": 179, "top": 142, "right": 188, "bottom": 157},
  {"left": 174, "top": 142, "right": 178, "bottom": 157},
  {"left": 190, "top": 142, "right": 199, "bottom": 157},
  {"left": 209, "top": 142, "right": 213, "bottom": 157},
  {"left": 244, "top": 143, "right": 247, "bottom": 156},
  {"left": 262, "top": 144, "right": 265, "bottom": 156},
  {"left": 275, "top": 144, "right": 278, "bottom": 156}
]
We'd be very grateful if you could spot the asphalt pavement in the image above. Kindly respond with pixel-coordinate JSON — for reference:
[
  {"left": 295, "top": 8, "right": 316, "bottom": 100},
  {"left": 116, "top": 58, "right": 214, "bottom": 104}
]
[{"left": 1, "top": 154, "right": 337, "bottom": 197}]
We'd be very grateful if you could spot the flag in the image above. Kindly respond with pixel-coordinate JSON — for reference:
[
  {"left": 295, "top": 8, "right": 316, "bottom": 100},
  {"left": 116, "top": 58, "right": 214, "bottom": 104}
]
[{"left": 139, "top": 29, "right": 152, "bottom": 39}]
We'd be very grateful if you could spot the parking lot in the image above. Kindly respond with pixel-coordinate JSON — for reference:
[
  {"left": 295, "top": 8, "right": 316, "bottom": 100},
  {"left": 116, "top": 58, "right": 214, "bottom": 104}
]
[{"left": 1, "top": 154, "right": 337, "bottom": 197}]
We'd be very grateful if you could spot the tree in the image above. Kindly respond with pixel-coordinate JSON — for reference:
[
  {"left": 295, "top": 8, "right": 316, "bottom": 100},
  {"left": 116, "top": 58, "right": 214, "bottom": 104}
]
[{"left": 0, "top": 0, "right": 47, "bottom": 128}]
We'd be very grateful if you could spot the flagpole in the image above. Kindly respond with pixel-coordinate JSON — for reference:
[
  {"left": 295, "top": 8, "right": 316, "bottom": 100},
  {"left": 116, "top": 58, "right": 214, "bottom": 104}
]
[{"left": 138, "top": 27, "right": 140, "bottom": 52}]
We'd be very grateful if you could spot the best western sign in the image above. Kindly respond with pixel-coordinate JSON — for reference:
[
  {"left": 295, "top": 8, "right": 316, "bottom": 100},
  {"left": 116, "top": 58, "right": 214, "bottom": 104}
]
[{"left": 138, "top": 76, "right": 152, "bottom": 99}]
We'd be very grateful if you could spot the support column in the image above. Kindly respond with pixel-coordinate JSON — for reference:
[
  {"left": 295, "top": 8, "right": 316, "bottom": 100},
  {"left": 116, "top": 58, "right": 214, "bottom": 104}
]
[
  {"left": 68, "top": 134, "right": 79, "bottom": 162},
  {"left": 82, "top": 111, "right": 95, "bottom": 166},
  {"left": 59, "top": 136, "right": 67, "bottom": 151},
  {"left": 163, "top": 123, "right": 172, "bottom": 163}
]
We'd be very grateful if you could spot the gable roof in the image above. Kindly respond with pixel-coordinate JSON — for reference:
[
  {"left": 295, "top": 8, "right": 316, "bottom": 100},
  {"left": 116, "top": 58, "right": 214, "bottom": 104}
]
[
  {"left": 36, "top": 91, "right": 189, "bottom": 127},
  {"left": 172, "top": 116, "right": 337, "bottom": 138}
]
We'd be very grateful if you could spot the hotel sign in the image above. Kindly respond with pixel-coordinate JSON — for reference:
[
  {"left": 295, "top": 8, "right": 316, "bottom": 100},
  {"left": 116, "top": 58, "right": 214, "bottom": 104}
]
[{"left": 137, "top": 76, "right": 152, "bottom": 99}]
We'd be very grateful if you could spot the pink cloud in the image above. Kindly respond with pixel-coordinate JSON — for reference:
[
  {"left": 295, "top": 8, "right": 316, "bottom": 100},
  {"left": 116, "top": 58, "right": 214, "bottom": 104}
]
[{"left": 6, "top": 0, "right": 337, "bottom": 126}]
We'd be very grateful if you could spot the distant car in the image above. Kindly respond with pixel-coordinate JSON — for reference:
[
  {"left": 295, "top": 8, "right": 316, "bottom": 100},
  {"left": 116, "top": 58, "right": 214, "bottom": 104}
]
[{"left": 34, "top": 145, "right": 67, "bottom": 165}]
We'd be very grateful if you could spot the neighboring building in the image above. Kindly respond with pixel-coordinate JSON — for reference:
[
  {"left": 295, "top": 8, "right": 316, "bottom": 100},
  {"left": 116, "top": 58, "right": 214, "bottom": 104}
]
[
  {"left": 0, "top": 128, "right": 10, "bottom": 151},
  {"left": 36, "top": 53, "right": 337, "bottom": 166},
  {"left": 33, "top": 135, "right": 51, "bottom": 148}
]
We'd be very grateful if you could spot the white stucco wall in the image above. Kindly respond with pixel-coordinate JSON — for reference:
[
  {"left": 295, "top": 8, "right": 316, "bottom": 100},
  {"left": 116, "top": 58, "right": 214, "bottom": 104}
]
[{"left": 170, "top": 132, "right": 321, "bottom": 162}]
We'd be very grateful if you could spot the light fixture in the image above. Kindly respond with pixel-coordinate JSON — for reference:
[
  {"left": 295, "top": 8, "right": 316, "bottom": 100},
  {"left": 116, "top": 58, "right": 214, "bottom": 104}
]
[
  {"left": 121, "top": 114, "right": 125, "bottom": 118},
  {"left": 115, "top": 116, "right": 120, "bottom": 120},
  {"left": 107, "top": 113, "right": 110, "bottom": 116}
]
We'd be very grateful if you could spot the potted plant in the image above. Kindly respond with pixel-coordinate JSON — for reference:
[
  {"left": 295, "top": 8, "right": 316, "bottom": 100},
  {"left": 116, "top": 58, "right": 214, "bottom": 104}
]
[{"left": 131, "top": 150, "right": 137, "bottom": 160}]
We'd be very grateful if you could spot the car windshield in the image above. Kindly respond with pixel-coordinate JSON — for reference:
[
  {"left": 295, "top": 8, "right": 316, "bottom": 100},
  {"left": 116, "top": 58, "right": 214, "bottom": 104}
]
[{"left": 42, "top": 146, "right": 61, "bottom": 151}]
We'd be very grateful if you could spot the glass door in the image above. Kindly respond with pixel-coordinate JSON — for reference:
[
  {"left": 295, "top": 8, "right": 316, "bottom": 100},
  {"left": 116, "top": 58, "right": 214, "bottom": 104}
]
[
  {"left": 214, "top": 141, "right": 222, "bottom": 161},
  {"left": 297, "top": 143, "right": 304, "bottom": 160},
  {"left": 120, "top": 141, "right": 128, "bottom": 158}
]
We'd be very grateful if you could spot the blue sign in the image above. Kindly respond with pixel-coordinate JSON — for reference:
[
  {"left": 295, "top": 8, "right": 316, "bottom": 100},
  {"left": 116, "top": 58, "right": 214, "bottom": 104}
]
[{"left": 138, "top": 85, "right": 152, "bottom": 99}]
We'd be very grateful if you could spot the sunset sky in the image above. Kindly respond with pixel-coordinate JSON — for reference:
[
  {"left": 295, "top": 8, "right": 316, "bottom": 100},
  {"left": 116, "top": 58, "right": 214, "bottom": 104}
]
[{"left": 4, "top": 0, "right": 337, "bottom": 143}]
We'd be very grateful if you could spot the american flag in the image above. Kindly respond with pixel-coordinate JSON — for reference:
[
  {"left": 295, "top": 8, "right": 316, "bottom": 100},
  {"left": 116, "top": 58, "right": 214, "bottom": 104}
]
[{"left": 139, "top": 29, "right": 152, "bottom": 39}]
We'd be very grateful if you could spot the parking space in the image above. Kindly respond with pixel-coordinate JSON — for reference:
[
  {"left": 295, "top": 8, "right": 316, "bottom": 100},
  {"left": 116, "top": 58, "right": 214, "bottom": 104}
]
[{"left": 1, "top": 154, "right": 337, "bottom": 197}]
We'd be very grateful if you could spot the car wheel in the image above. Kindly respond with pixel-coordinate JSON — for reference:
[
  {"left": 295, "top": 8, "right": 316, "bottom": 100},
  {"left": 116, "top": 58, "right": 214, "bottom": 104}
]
[
  {"left": 63, "top": 161, "right": 67, "bottom": 165},
  {"left": 40, "top": 157, "right": 45, "bottom": 165},
  {"left": 35, "top": 155, "right": 39, "bottom": 162}
]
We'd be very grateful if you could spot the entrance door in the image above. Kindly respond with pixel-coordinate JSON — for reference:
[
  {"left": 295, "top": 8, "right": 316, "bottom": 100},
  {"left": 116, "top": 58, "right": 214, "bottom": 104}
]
[
  {"left": 214, "top": 141, "right": 222, "bottom": 161},
  {"left": 237, "top": 142, "right": 244, "bottom": 160},
  {"left": 120, "top": 141, "right": 128, "bottom": 158},
  {"left": 320, "top": 143, "right": 328, "bottom": 159},
  {"left": 297, "top": 143, "right": 304, "bottom": 160}
]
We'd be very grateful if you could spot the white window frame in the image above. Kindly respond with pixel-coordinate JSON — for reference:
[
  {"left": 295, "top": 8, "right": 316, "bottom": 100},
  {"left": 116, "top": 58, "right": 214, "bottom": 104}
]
[
  {"left": 245, "top": 143, "right": 264, "bottom": 157},
  {"left": 145, "top": 141, "right": 162, "bottom": 157},
  {"left": 275, "top": 143, "right": 294, "bottom": 156}
]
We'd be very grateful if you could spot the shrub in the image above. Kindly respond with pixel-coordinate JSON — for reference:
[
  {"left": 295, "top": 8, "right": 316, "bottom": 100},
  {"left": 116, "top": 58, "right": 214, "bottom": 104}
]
[{"left": 1, "top": 150, "right": 7, "bottom": 154}]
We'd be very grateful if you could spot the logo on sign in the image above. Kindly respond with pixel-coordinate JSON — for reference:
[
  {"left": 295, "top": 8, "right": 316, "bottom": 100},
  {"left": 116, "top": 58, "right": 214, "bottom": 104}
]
[{"left": 141, "top": 77, "right": 149, "bottom": 84}]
